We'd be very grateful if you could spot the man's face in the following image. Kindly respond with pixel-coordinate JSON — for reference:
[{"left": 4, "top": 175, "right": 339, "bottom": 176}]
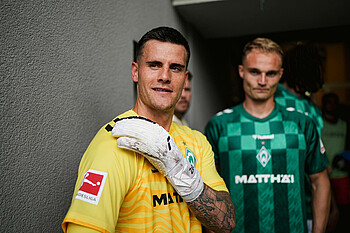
[
  {"left": 131, "top": 40, "right": 188, "bottom": 113},
  {"left": 239, "top": 50, "right": 283, "bottom": 103},
  {"left": 174, "top": 79, "right": 192, "bottom": 116},
  {"left": 324, "top": 97, "right": 338, "bottom": 115}
]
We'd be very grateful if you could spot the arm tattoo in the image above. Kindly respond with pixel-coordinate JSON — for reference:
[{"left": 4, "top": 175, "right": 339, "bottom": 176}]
[{"left": 187, "top": 184, "right": 236, "bottom": 233}]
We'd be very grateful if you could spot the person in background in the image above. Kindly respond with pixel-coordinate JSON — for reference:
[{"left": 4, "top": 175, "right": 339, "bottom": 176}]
[
  {"left": 275, "top": 42, "right": 324, "bottom": 136},
  {"left": 173, "top": 71, "right": 193, "bottom": 126},
  {"left": 205, "top": 37, "right": 330, "bottom": 233},
  {"left": 322, "top": 92, "right": 350, "bottom": 233},
  {"left": 62, "top": 26, "right": 235, "bottom": 233},
  {"left": 274, "top": 42, "right": 338, "bottom": 233}
]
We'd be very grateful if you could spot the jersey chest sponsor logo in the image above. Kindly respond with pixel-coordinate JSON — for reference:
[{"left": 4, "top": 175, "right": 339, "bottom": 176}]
[
  {"left": 153, "top": 192, "right": 184, "bottom": 207},
  {"left": 75, "top": 169, "right": 107, "bottom": 205},
  {"left": 235, "top": 174, "right": 295, "bottom": 184}
]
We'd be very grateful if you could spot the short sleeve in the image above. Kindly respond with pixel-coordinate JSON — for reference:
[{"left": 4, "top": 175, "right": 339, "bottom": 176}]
[
  {"left": 62, "top": 125, "right": 138, "bottom": 233},
  {"left": 304, "top": 118, "right": 329, "bottom": 175},
  {"left": 204, "top": 117, "right": 221, "bottom": 164}
]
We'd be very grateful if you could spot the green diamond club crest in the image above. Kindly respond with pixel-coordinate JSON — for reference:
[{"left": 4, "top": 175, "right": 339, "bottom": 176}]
[
  {"left": 256, "top": 146, "right": 271, "bottom": 167},
  {"left": 185, "top": 148, "right": 197, "bottom": 167}
]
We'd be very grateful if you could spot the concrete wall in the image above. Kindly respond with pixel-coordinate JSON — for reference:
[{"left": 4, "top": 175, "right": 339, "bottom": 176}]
[{"left": 0, "top": 0, "right": 220, "bottom": 231}]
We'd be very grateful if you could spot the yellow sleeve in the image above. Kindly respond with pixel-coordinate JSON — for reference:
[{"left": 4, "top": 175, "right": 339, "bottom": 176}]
[
  {"left": 62, "top": 123, "right": 139, "bottom": 233},
  {"left": 67, "top": 223, "right": 102, "bottom": 233}
]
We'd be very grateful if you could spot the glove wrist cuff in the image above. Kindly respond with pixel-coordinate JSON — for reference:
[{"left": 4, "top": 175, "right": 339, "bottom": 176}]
[{"left": 181, "top": 175, "right": 204, "bottom": 202}]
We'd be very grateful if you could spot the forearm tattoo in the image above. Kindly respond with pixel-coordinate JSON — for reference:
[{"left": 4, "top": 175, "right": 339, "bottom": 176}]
[{"left": 187, "top": 184, "right": 236, "bottom": 233}]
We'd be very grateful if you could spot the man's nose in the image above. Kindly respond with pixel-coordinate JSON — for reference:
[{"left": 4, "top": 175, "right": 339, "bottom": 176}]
[
  {"left": 258, "top": 74, "right": 267, "bottom": 85},
  {"left": 180, "top": 89, "right": 186, "bottom": 98},
  {"left": 159, "top": 68, "right": 171, "bottom": 83}
]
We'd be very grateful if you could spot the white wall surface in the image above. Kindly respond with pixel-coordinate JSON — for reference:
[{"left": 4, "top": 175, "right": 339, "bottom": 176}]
[{"left": 0, "top": 0, "right": 222, "bottom": 231}]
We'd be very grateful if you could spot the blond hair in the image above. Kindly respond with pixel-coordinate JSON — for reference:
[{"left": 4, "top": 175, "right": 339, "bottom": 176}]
[{"left": 242, "top": 37, "right": 283, "bottom": 63}]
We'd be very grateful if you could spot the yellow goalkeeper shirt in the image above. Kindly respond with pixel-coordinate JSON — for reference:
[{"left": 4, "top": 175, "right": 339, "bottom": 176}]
[{"left": 62, "top": 110, "right": 228, "bottom": 233}]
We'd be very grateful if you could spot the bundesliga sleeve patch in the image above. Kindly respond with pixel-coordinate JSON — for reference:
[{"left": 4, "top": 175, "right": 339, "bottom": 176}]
[
  {"left": 320, "top": 139, "right": 326, "bottom": 154},
  {"left": 75, "top": 169, "right": 107, "bottom": 205}
]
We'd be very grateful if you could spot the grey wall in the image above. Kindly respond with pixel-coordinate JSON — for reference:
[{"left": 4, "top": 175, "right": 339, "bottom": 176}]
[
  {"left": 185, "top": 32, "right": 220, "bottom": 131},
  {"left": 0, "top": 0, "right": 221, "bottom": 232}
]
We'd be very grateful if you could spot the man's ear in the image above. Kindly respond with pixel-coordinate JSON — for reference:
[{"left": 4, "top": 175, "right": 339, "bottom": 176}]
[
  {"left": 279, "top": 68, "right": 284, "bottom": 79},
  {"left": 238, "top": 65, "right": 244, "bottom": 79},
  {"left": 131, "top": 62, "right": 139, "bottom": 83}
]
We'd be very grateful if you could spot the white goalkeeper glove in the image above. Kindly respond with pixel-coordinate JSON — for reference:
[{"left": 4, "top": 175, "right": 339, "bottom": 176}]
[{"left": 112, "top": 116, "right": 204, "bottom": 202}]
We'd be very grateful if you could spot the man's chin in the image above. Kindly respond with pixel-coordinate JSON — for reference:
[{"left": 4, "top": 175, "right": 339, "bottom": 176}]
[
  {"left": 175, "top": 109, "right": 187, "bottom": 115},
  {"left": 177, "top": 103, "right": 188, "bottom": 108}
]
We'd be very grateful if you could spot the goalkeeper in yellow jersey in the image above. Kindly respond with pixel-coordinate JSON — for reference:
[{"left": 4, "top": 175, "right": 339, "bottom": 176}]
[{"left": 62, "top": 26, "right": 236, "bottom": 233}]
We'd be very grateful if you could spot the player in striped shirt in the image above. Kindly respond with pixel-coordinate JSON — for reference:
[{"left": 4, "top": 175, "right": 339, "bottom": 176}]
[
  {"left": 205, "top": 38, "right": 330, "bottom": 233},
  {"left": 275, "top": 42, "right": 324, "bottom": 136}
]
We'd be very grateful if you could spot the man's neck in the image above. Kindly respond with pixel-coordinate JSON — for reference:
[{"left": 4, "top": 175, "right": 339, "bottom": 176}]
[
  {"left": 323, "top": 112, "right": 338, "bottom": 124},
  {"left": 281, "top": 82, "right": 301, "bottom": 97},
  {"left": 174, "top": 111, "right": 184, "bottom": 120},
  {"left": 243, "top": 98, "right": 275, "bottom": 119},
  {"left": 133, "top": 105, "right": 174, "bottom": 131}
]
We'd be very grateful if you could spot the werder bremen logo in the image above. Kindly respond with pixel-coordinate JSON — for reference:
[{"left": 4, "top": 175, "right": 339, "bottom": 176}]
[
  {"left": 185, "top": 148, "right": 197, "bottom": 167},
  {"left": 256, "top": 146, "right": 271, "bottom": 167}
]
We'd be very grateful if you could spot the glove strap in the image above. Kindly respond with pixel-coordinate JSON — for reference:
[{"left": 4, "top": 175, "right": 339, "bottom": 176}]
[{"left": 166, "top": 158, "right": 204, "bottom": 202}]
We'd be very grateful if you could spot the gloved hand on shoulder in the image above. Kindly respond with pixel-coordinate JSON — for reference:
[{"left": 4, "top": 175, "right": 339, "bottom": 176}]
[{"left": 112, "top": 116, "right": 204, "bottom": 202}]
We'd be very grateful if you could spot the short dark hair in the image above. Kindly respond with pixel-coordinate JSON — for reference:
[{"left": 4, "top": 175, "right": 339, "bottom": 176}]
[
  {"left": 187, "top": 71, "right": 193, "bottom": 81},
  {"left": 281, "top": 43, "right": 324, "bottom": 97},
  {"left": 135, "top": 26, "right": 190, "bottom": 67}
]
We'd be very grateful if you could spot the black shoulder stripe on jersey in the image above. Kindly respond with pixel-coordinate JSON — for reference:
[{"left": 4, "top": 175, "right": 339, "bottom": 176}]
[
  {"left": 105, "top": 124, "right": 113, "bottom": 132},
  {"left": 106, "top": 116, "right": 156, "bottom": 132},
  {"left": 113, "top": 116, "right": 156, "bottom": 124}
]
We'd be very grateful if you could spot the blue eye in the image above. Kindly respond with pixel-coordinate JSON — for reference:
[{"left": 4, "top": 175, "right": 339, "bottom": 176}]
[
  {"left": 250, "top": 70, "right": 260, "bottom": 75},
  {"left": 147, "top": 62, "right": 162, "bottom": 69},
  {"left": 170, "top": 65, "right": 183, "bottom": 72},
  {"left": 266, "top": 72, "right": 278, "bottom": 77}
]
